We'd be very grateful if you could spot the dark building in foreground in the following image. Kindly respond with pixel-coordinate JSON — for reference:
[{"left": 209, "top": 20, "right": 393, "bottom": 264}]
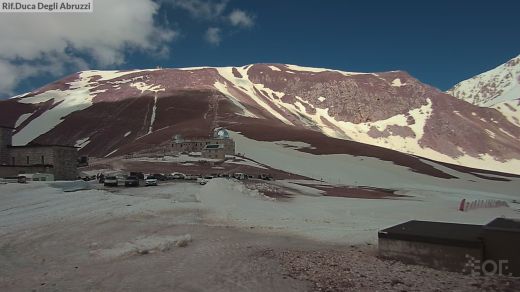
[
  {"left": 0, "top": 126, "right": 78, "bottom": 180},
  {"left": 379, "top": 218, "right": 520, "bottom": 276},
  {"left": 483, "top": 218, "right": 520, "bottom": 277},
  {"left": 378, "top": 220, "right": 483, "bottom": 273}
]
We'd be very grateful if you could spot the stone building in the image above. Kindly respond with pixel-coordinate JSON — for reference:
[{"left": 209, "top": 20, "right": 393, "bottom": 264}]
[
  {"left": 0, "top": 126, "right": 13, "bottom": 165},
  {"left": 172, "top": 127, "right": 235, "bottom": 157},
  {"left": 201, "top": 144, "right": 225, "bottom": 160},
  {"left": 0, "top": 126, "right": 78, "bottom": 180}
]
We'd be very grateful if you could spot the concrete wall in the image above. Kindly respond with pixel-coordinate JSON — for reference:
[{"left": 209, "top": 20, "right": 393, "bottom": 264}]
[
  {"left": 483, "top": 229, "right": 520, "bottom": 277},
  {"left": 52, "top": 147, "right": 78, "bottom": 180},
  {"left": 6, "top": 146, "right": 77, "bottom": 180},
  {"left": 201, "top": 147, "right": 225, "bottom": 160},
  {"left": 10, "top": 147, "right": 54, "bottom": 166},
  {"left": 0, "top": 165, "right": 54, "bottom": 178},
  {"left": 378, "top": 238, "right": 483, "bottom": 273},
  {"left": 0, "top": 128, "right": 12, "bottom": 165},
  {"left": 210, "top": 138, "right": 235, "bottom": 155}
]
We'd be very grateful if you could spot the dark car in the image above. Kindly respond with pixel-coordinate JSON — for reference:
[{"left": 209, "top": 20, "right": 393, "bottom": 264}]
[
  {"left": 125, "top": 176, "right": 140, "bottom": 187},
  {"left": 152, "top": 173, "right": 167, "bottom": 181},
  {"left": 258, "top": 174, "right": 273, "bottom": 181},
  {"left": 129, "top": 172, "right": 144, "bottom": 180}
]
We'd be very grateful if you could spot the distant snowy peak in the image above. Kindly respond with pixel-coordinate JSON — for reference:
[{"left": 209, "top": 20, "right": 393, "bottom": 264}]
[
  {"left": 447, "top": 54, "right": 520, "bottom": 126},
  {"left": 447, "top": 54, "right": 520, "bottom": 106}
]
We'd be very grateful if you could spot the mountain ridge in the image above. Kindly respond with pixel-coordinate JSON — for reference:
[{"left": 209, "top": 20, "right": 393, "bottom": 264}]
[{"left": 1, "top": 63, "right": 519, "bottom": 174}]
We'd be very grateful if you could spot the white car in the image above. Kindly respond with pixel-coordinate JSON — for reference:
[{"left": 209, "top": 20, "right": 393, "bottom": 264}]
[
  {"left": 104, "top": 176, "right": 118, "bottom": 187},
  {"left": 171, "top": 172, "right": 186, "bottom": 179},
  {"left": 145, "top": 176, "right": 158, "bottom": 186}
]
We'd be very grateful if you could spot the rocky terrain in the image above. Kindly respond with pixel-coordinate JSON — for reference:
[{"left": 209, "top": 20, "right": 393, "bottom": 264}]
[
  {"left": 0, "top": 62, "right": 519, "bottom": 174},
  {"left": 275, "top": 247, "right": 520, "bottom": 292}
]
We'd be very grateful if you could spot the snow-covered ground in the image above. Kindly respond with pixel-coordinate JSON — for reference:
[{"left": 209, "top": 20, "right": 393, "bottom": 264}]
[
  {"left": 198, "top": 179, "right": 520, "bottom": 244},
  {"left": 1, "top": 178, "right": 518, "bottom": 245},
  {"left": 230, "top": 131, "right": 520, "bottom": 197}
]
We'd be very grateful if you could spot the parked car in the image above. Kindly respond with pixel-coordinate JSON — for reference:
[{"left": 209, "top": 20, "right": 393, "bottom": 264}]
[
  {"left": 125, "top": 176, "right": 139, "bottom": 187},
  {"left": 152, "top": 173, "right": 167, "bottom": 181},
  {"left": 258, "top": 174, "right": 273, "bottom": 181},
  {"left": 233, "top": 173, "right": 248, "bottom": 180},
  {"left": 203, "top": 175, "right": 214, "bottom": 179},
  {"left": 171, "top": 172, "right": 186, "bottom": 179},
  {"left": 184, "top": 174, "right": 197, "bottom": 180},
  {"left": 129, "top": 172, "right": 144, "bottom": 180},
  {"left": 145, "top": 176, "right": 158, "bottom": 186},
  {"left": 104, "top": 176, "right": 118, "bottom": 187}
]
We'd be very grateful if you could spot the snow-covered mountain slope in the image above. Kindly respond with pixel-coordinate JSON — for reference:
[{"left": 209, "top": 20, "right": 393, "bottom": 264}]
[
  {"left": 1, "top": 64, "right": 520, "bottom": 174},
  {"left": 447, "top": 54, "right": 520, "bottom": 126}
]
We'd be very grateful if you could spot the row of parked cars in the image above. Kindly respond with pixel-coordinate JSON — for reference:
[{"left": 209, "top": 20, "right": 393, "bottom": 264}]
[
  {"left": 100, "top": 171, "right": 274, "bottom": 187},
  {"left": 102, "top": 173, "right": 157, "bottom": 187}
]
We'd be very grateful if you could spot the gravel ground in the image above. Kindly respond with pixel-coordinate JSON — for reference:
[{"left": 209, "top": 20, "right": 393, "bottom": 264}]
[{"left": 273, "top": 246, "right": 520, "bottom": 292}]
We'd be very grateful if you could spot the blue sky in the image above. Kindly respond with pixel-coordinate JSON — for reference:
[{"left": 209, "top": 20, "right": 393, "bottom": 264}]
[{"left": 1, "top": 0, "right": 519, "bottom": 98}]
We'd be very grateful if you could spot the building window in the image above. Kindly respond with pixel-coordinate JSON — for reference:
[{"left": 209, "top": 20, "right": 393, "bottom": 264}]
[
  {"left": 41, "top": 155, "right": 45, "bottom": 164},
  {"left": 26, "top": 156, "right": 29, "bottom": 165},
  {"left": 11, "top": 157, "right": 15, "bottom": 165}
]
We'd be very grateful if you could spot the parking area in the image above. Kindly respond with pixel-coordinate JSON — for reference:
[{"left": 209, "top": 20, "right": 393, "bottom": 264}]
[{"left": 94, "top": 180, "right": 203, "bottom": 202}]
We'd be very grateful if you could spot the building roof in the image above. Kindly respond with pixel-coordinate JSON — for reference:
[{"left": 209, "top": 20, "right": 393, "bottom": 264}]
[
  {"left": 484, "top": 217, "right": 520, "bottom": 233},
  {"left": 9, "top": 142, "right": 78, "bottom": 149},
  {"left": 378, "top": 220, "right": 483, "bottom": 247},
  {"left": 203, "top": 144, "right": 224, "bottom": 150}
]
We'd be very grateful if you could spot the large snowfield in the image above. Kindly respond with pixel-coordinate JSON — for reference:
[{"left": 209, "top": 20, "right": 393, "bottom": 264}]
[{"left": 1, "top": 178, "right": 519, "bottom": 244}]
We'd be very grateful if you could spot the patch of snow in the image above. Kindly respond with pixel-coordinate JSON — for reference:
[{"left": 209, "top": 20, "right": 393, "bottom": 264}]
[
  {"left": 318, "top": 96, "right": 326, "bottom": 102},
  {"left": 148, "top": 94, "right": 158, "bottom": 134},
  {"left": 268, "top": 65, "right": 281, "bottom": 71},
  {"left": 13, "top": 71, "right": 101, "bottom": 146},
  {"left": 177, "top": 66, "right": 209, "bottom": 71},
  {"left": 216, "top": 67, "right": 293, "bottom": 125},
  {"left": 213, "top": 81, "right": 257, "bottom": 118},
  {"left": 391, "top": 78, "right": 406, "bottom": 87},
  {"left": 81, "top": 69, "right": 161, "bottom": 81},
  {"left": 124, "top": 131, "right": 132, "bottom": 137},
  {"left": 130, "top": 82, "right": 165, "bottom": 94},
  {"left": 75, "top": 137, "right": 91, "bottom": 149},
  {"left": 284, "top": 64, "right": 369, "bottom": 76},
  {"left": 14, "top": 113, "right": 32, "bottom": 128},
  {"left": 105, "top": 149, "right": 119, "bottom": 158},
  {"left": 224, "top": 159, "right": 267, "bottom": 169},
  {"left": 493, "top": 101, "right": 520, "bottom": 127}
]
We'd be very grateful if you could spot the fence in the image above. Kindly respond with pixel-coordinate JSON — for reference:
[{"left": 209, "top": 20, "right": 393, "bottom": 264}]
[{"left": 459, "top": 199, "right": 509, "bottom": 212}]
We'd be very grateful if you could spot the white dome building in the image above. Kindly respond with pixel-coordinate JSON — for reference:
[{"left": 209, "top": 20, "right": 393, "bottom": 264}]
[{"left": 213, "top": 127, "right": 230, "bottom": 139}]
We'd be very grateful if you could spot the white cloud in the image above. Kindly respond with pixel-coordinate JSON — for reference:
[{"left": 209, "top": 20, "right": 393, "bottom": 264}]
[
  {"left": 0, "top": 0, "right": 176, "bottom": 96},
  {"left": 228, "top": 9, "right": 254, "bottom": 27},
  {"left": 205, "top": 27, "right": 222, "bottom": 46},
  {"left": 166, "top": 0, "right": 229, "bottom": 19}
]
